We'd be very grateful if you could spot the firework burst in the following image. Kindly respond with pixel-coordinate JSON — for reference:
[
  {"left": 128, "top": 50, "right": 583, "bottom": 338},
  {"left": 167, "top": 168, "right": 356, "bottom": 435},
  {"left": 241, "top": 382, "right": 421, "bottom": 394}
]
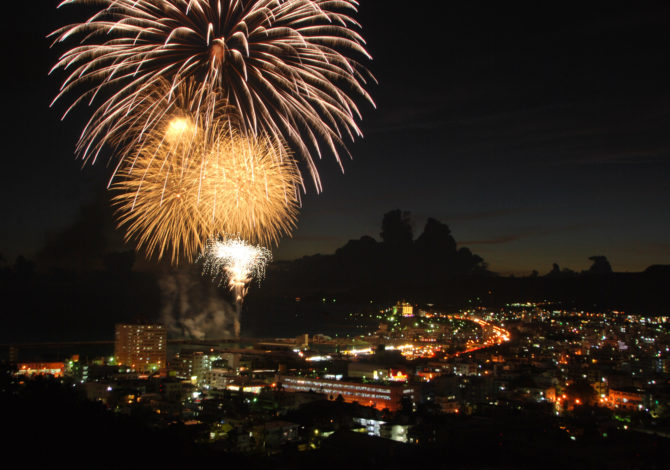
[
  {"left": 51, "top": 0, "right": 374, "bottom": 190},
  {"left": 201, "top": 236, "right": 272, "bottom": 293},
  {"left": 112, "top": 116, "right": 301, "bottom": 263},
  {"left": 104, "top": 77, "right": 239, "bottom": 177},
  {"left": 201, "top": 236, "right": 272, "bottom": 336}
]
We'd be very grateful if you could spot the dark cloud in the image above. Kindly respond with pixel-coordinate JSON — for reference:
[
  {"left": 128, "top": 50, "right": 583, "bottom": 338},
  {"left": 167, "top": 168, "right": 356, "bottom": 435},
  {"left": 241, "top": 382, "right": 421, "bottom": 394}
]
[
  {"left": 440, "top": 208, "right": 529, "bottom": 222},
  {"left": 629, "top": 243, "right": 670, "bottom": 256},
  {"left": 460, "top": 224, "right": 594, "bottom": 246},
  {"left": 557, "top": 149, "right": 666, "bottom": 166},
  {"left": 289, "top": 235, "right": 345, "bottom": 243},
  {"left": 460, "top": 235, "right": 524, "bottom": 246}
]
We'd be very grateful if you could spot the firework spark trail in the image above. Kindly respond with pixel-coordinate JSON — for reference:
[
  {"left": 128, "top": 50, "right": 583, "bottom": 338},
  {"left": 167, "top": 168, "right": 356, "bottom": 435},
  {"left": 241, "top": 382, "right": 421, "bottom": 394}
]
[
  {"left": 102, "top": 78, "right": 239, "bottom": 182},
  {"left": 201, "top": 237, "right": 272, "bottom": 337},
  {"left": 51, "top": 0, "right": 374, "bottom": 191},
  {"left": 112, "top": 114, "right": 301, "bottom": 263}
]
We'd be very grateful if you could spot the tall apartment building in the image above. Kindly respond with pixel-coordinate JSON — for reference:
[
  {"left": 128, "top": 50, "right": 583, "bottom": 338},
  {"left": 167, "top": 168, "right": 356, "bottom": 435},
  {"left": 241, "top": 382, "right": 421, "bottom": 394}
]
[{"left": 114, "top": 323, "right": 167, "bottom": 373}]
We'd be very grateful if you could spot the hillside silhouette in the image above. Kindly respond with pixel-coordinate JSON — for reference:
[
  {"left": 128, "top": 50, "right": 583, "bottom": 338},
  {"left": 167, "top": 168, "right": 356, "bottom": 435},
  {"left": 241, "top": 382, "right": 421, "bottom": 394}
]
[
  {"left": 266, "top": 210, "right": 487, "bottom": 293},
  {"left": 260, "top": 210, "right": 670, "bottom": 313}
]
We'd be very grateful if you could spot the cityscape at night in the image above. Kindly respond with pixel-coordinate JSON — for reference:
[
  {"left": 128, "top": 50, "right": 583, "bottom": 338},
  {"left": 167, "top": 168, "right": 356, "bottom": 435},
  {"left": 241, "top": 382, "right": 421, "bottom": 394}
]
[
  {"left": 2, "top": 0, "right": 670, "bottom": 468},
  {"left": 4, "top": 300, "right": 670, "bottom": 466}
]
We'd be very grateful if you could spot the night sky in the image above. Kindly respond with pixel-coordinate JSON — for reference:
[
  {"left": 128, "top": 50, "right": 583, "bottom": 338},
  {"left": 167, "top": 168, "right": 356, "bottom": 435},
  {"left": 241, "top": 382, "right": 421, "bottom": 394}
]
[{"left": 2, "top": 1, "right": 669, "bottom": 275}]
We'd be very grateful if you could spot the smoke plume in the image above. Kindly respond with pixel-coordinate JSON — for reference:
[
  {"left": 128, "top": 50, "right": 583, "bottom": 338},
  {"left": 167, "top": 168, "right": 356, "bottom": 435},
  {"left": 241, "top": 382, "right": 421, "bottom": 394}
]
[{"left": 159, "top": 266, "right": 235, "bottom": 340}]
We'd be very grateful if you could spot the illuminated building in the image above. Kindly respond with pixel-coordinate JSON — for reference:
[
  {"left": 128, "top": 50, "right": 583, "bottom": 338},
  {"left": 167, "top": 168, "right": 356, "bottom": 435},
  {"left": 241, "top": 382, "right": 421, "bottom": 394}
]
[
  {"left": 607, "top": 388, "right": 644, "bottom": 411},
  {"left": 354, "top": 418, "right": 410, "bottom": 443},
  {"left": 204, "top": 368, "right": 236, "bottom": 390},
  {"left": 16, "top": 362, "right": 65, "bottom": 377},
  {"left": 394, "top": 301, "right": 414, "bottom": 318},
  {"left": 280, "top": 376, "right": 416, "bottom": 411},
  {"left": 114, "top": 323, "right": 166, "bottom": 373},
  {"left": 176, "top": 350, "right": 211, "bottom": 383},
  {"left": 226, "top": 383, "right": 265, "bottom": 394}
]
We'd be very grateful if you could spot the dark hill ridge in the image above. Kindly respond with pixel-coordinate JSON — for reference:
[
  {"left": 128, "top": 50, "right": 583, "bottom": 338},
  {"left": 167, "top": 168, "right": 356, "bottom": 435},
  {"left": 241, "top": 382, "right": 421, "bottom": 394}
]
[{"left": 260, "top": 210, "right": 670, "bottom": 313}]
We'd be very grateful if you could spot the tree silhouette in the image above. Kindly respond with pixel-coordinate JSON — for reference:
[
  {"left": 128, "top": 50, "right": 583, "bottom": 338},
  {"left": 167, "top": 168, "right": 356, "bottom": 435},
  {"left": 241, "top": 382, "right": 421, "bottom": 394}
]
[
  {"left": 587, "top": 256, "right": 613, "bottom": 275},
  {"left": 566, "top": 379, "right": 596, "bottom": 405},
  {"left": 415, "top": 218, "right": 457, "bottom": 256},
  {"left": 380, "top": 210, "right": 413, "bottom": 249}
]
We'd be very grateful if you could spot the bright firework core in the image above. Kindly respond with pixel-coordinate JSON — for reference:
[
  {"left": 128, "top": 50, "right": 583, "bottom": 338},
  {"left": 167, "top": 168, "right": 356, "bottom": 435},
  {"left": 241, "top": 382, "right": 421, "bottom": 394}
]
[
  {"left": 165, "top": 117, "right": 196, "bottom": 143},
  {"left": 202, "top": 237, "right": 272, "bottom": 337},
  {"left": 112, "top": 104, "right": 300, "bottom": 263},
  {"left": 212, "top": 239, "right": 271, "bottom": 300}
]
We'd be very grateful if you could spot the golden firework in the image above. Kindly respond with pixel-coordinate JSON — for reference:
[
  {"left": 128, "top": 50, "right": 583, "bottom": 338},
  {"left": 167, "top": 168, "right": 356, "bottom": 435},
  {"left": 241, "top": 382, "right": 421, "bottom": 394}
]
[
  {"left": 207, "top": 132, "right": 301, "bottom": 244},
  {"left": 112, "top": 117, "right": 301, "bottom": 263}
]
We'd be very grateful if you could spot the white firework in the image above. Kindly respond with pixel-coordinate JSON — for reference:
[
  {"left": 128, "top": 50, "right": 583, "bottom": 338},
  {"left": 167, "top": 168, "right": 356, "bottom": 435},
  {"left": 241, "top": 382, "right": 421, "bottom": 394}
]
[{"left": 51, "top": 0, "right": 375, "bottom": 191}]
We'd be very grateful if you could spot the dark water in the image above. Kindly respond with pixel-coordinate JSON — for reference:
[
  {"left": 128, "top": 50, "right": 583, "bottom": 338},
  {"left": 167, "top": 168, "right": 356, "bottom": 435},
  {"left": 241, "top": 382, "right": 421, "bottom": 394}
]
[
  {"left": 2, "top": 296, "right": 382, "bottom": 362},
  {"left": 3, "top": 343, "right": 114, "bottom": 363},
  {"left": 241, "top": 297, "right": 381, "bottom": 338}
]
